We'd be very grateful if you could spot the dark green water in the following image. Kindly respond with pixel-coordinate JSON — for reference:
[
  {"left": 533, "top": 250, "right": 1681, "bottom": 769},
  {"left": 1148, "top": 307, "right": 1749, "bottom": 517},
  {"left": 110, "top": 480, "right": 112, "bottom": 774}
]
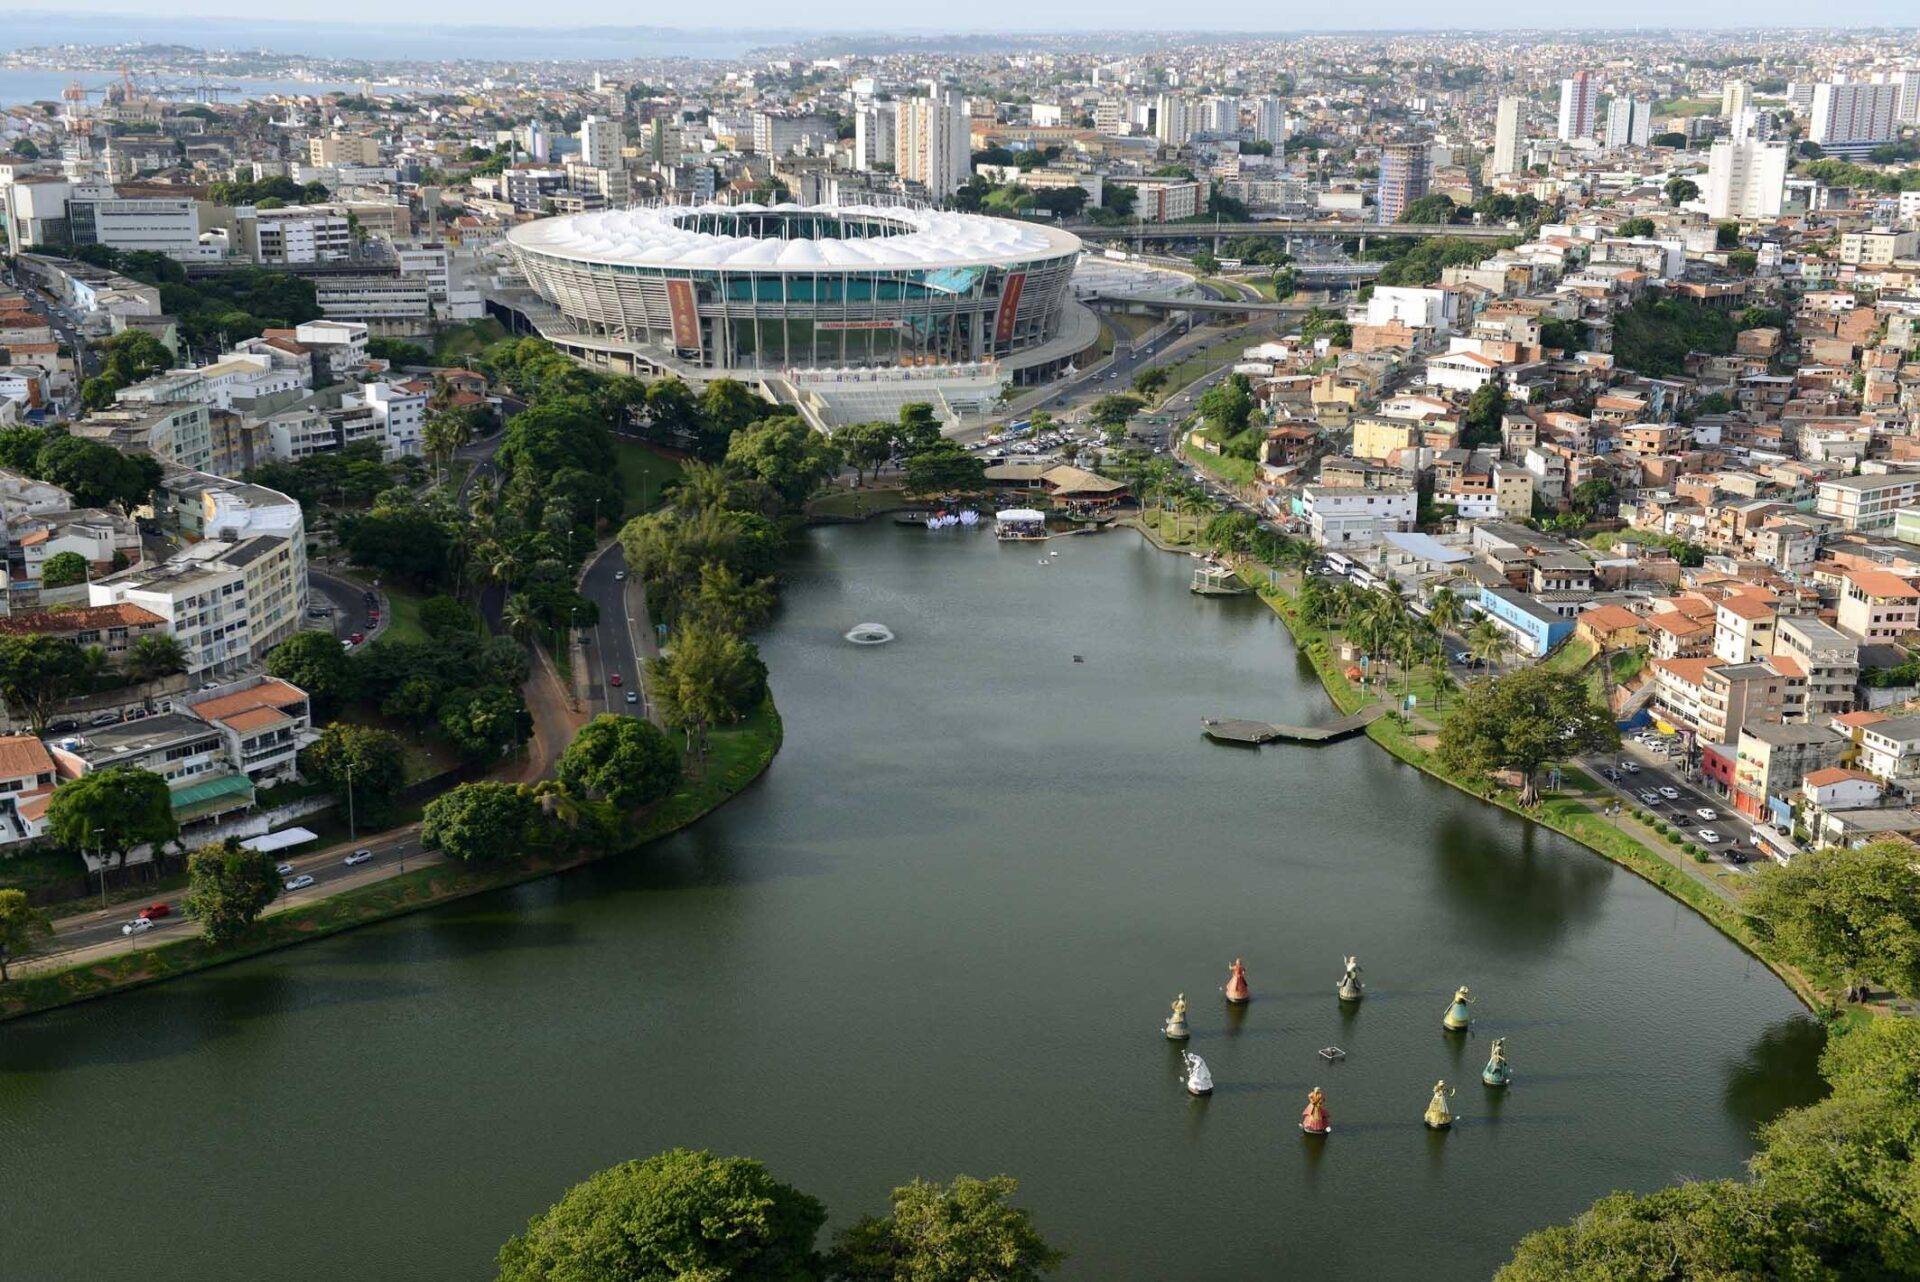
[{"left": 0, "top": 525, "right": 1825, "bottom": 1282}]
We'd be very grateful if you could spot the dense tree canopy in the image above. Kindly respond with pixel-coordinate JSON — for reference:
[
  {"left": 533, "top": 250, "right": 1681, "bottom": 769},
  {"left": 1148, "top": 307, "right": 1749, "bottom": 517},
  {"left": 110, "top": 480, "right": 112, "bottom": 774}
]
[
  {"left": 266, "top": 631, "right": 359, "bottom": 711},
  {"left": 301, "top": 723, "right": 407, "bottom": 824},
  {"left": 0, "top": 889, "right": 53, "bottom": 981},
  {"left": 1436, "top": 667, "right": 1619, "bottom": 803},
  {"left": 558, "top": 715, "right": 682, "bottom": 810},
  {"left": 829, "top": 1176, "right": 1063, "bottom": 1282},
  {"left": 45, "top": 766, "right": 178, "bottom": 870},
  {"left": 184, "top": 839, "right": 281, "bottom": 945},
  {"left": 1750, "top": 842, "right": 1920, "bottom": 1001},
  {"left": 422, "top": 781, "right": 540, "bottom": 863}
]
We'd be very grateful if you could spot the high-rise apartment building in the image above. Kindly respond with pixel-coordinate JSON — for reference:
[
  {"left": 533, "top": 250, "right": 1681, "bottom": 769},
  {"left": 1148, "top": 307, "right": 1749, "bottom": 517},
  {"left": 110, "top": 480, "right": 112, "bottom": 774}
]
[
  {"left": 1705, "top": 137, "right": 1789, "bottom": 220},
  {"left": 1722, "top": 79, "right": 1751, "bottom": 122},
  {"left": 1557, "top": 71, "right": 1599, "bottom": 142},
  {"left": 1810, "top": 81, "right": 1900, "bottom": 156},
  {"left": 1376, "top": 142, "right": 1430, "bottom": 225},
  {"left": 1604, "top": 98, "right": 1653, "bottom": 148},
  {"left": 1490, "top": 96, "right": 1524, "bottom": 175},
  {"left": 1201, "top": 95, "right": 1240, "bottom": 136},
  {"left": 1154, "top": 93, "right": 1193, "bottom": 148},
  {"left": 1254, "top": 96, "right": 1287, "bottom": 147},
  {"left": 578, "top": 115, "right": 623, "bottom": 170},
  {"left": 895, "top": 88, "right": 970, "bottom": 199},
  {"left": 854, "top": 100, "right": 897, "bottom": 172}
]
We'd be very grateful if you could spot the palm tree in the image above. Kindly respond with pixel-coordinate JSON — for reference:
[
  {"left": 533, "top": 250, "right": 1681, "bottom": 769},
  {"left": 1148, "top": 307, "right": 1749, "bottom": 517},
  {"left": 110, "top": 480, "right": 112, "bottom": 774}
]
[
  {"left": 125, "top": 634, "right": 186, "bottom": 683},
  {"left": 502, "top": 593, "right": 537, "bottom": 642},
  {"left": 1427, "top": 586, "right": 1465, "bottom": 644},
  {"left": 423, "top": 412, "right": 474, "bottom": 487},
  {"left": 672, "top": 462, "right": 735, "bottom": 516},
  {"left": 1468, "top": 618, "right": 1506, "bottom": 674}
]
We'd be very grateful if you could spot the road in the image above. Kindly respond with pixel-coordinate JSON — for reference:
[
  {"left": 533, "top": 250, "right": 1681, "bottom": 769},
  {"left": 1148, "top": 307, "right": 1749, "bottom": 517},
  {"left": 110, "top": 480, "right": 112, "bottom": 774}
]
[
  {"left": 1577, "top": 737, "right": 1761, "bottom": 875},
  {"left": 308, "top": 568, "right": 377, "bottom": 640},
  {"left": 38, "top": 824, "right": 440, "bottom": 961},
  {"left": 579, "top": 540, "right": 659, "bottom": 725}
]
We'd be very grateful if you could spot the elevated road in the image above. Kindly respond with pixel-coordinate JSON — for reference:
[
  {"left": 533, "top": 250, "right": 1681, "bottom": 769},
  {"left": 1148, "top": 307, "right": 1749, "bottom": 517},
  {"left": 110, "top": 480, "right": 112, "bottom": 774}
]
[
  {"left": 1088, "top": 292, "right": 1314, "bottom": 316},
  {"left": 1078, "top": 220, "right": 1514, "bottom": 243}
]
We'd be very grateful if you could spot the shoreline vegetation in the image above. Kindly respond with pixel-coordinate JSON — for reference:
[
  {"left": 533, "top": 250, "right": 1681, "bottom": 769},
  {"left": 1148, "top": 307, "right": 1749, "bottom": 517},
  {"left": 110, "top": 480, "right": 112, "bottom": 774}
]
[{"left": 0, "top": 700, "right": 780, "bottom": 1024}]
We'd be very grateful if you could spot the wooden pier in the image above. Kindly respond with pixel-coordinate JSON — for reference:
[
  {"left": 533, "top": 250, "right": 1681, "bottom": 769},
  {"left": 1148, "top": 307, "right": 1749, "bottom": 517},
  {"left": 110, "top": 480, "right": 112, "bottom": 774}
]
[{"left": 1201, "top": 706, "right": 1386, "bottom": 745}]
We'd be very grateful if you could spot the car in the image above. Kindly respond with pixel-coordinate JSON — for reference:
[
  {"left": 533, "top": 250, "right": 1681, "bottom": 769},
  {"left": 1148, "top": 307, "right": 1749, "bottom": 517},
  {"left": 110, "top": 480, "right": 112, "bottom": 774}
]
[
  {"left": 1726, "top": 849, "right": 1750, "bottom": 864},
  {"left": 1639, "top": 790, "right": 1660, "bottom": 804},
  {"left": 138, "top": 902, "right": 171, "bottom": 921},
  {"left": 609, "top": 673, "right": 623, "bottom": 687},
  {"left": 120, "top": 917, "right": 153, "bottom": 936},
  {"left": 1695, "top": 807, "right": 1718, "bottom": 821},
  {"left": 275, "top": 862, "right": 295, "bottom": 876},
  {"left": 614, "top": 570, "right": 627, "bottom": 581},
  {"left": 348, "top": 632, "right": 364, "bottom": 645},
  {"left": 625, "top": 690, "right": 639, "bottom": 705},
  {"left": 1698, "top": 829, "right": 1723, "bottom": 844},
  {"left": 1602, "top": 768, "right": 1619, "bottom": 781},
  {"left": 1622, "top": 761, "right": 1640, "bottom": 773},
  {"left": 1451, "top": 650, "right": 1473, "bottom": 664},
  {"left": 344, "top": 849, "right": 374, "bottom": 866},
  {"left": 342, "top": 640, "right": 354, "bottom": 651},
  {"left": 1659, "top": 786, "right": 1680, "bottom": 800},
  {"left": 306, "top": 607, "right": 330, "bottom": 620},
  {"left": 284, "top": 874, "right": 315, "bottom": 891}
]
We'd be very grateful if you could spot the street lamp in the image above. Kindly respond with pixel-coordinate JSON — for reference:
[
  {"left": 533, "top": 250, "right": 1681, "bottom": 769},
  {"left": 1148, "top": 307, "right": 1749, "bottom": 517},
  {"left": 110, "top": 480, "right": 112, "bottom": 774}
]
[
  {"left": 345, "top": 760, "right": 357, "bottom": 842},
  {"left": 93, "top": 825, "right": 107, "bottom": 910}
]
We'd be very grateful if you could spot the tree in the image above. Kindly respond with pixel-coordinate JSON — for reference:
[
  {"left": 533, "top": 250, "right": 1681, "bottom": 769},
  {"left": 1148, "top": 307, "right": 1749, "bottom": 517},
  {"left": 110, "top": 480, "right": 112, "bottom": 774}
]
[
  {"left": 340, "top": 505, "right": 452, "bottom": 587},
  {"left": 32, "top": 435, "right": 164, "bottom": 511},
  {"left": 45, "top": 766, "right": 178, "bottom": 871},
  {"left": 689, "top": 562, "right": 778, "bottom": 635},
  {"left": 0, "top": 889, "right": 53, "bottom": 981},
  {"left": 1132, "top": 367, "right": 1170, "bottom": 398},
  {"left": 1461, "top": 381, "right": 1507, "bottom": 448},
  {"left": 496, "top": 1149, "right": 827, "bottom": 1282},
  {"left": 1496, "top": 1181, "right": 1785, "bottom": 1281},
  {"left": 648, "top": 624, "right": 767, "bottom": 761},
  {"left": 896, "top": 403, "right": 942, "bottom": 453},
  {"left": 559, "top": 715, "right": 682, "bottom": 810},
  {"left": 438, "top": 684, "right": 531, "bottom": 762},
  {"left": 1198, "top": 375, "right": 1254, "bottom": 435},
  {"left": 266, "top": 630, "right": 358, "bottom": 711},
  {"left": 1436, "top": 666, "right": 1619, "bottom": 804},
  {"left": 829, "top": 1176, "right": 1063, "bottom": 1282},
  {"left": 902, "top": 441, "right": 986, "bottom": 494},
  {"left": 832, "top": 421, "right": 896, "bottom": 486},
  {"left": 1749, "top": 842, "right": 1920, "bottom": 1001},
  {"left": 39, "top": 551, "right": 88, "bottom": 590},
  {"left": 1397, "top": 193, "right": 1459, "bottom": 225},
  {"left": 725, "top": 415, "right": 843, "bottom": 511},
  {"left": 302, "top": 723, "right": 407, "bottom": 824},
  {"left": 1665, "top": 176, "right": 1700, "bottom": 207},
  {"left": 422, "top": 781, "right": 539, "bottom": 863},
  {"left": 697, "top": 379, "right": 773, "bottom": 460},
  {"left": 125, "top": 633, "right": 187, "bottom": 683},
  {"left": 423, "top": 411, "right": 475, "bottom": 483},
  {"left": 1087, "top": 394, "right": 1146, "bottom": 433},
  {"left": 0, "top": 634, "right": 91, "bottom": 732},
  {"left": 1570, "top": 477, "right": 1616, "bottom": 519},
  {"left": 183, "top": 839, "right": 280, "bottom": 945}
]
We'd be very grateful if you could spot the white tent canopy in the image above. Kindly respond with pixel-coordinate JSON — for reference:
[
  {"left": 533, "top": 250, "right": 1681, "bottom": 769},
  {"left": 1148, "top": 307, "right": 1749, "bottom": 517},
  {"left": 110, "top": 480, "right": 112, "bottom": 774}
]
[
  {"left": 996, "top": 508, "right": 1045, "bottom": 522},
  {"left": 241, "top": 827, "right": 319, "bottom": 854}
]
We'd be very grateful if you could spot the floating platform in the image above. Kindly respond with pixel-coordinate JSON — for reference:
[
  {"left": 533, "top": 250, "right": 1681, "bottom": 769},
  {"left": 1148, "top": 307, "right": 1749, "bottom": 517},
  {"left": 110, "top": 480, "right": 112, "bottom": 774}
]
[{"left": 1200, "top": 706, "right": 1385, "bottom": 745}]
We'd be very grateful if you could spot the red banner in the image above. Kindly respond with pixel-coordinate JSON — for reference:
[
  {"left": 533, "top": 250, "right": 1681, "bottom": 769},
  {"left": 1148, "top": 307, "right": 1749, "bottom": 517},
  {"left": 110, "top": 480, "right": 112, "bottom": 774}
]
[
  {"left": 993, "top": 272, "right": 1026, "bottom": 346},
  {"left": 665, "top": 279, "right": 701, "bottom": 356}
]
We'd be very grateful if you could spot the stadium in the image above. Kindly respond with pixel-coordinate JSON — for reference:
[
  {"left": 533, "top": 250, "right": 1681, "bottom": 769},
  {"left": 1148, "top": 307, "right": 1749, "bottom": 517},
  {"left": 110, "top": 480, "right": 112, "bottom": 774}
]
[{"left": 503, "top": 202, "right": 1088, "bottom": 385}]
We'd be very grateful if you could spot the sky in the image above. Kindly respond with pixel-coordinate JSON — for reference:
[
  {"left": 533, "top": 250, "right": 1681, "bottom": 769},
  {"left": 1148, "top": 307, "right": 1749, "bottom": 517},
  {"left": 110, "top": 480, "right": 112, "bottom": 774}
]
[{"left": 13, "top": 2, "right": 1920, "bottom": 39}]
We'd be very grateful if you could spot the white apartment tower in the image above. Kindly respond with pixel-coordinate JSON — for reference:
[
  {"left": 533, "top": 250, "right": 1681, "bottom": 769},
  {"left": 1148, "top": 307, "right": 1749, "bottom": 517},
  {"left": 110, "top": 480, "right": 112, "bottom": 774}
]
[
  {"left": 1557, "top": 71, "right": 1599, "bottom": 142},
  {"left": 895, "top": 88, "right": 970, "bottom": 199},
  {"left": 1254, "top": 96, "right": 1287, "bottom": 147},
  {"left": 854, "top": 100, "right": 897, "bottom": 172},
  {"left": 1705, "top": 137, "right": 1789, "bottom": 221},
  {"left": 1155, "top": 93, "right": 1194, "bottom": 148},
  {"left": 1201, "top": 95, "right": 1240, "bottom": 136},
  {"left": 578, "top": 115, "right": 623, "bottom": 170},
  {"left": 1604, "top": 98, "right": 1653, "bottom": 148},
  {"left": 1491, "top": 96, "right": 1523, "bottom": 175},
  {"left": 1722, "top": 79, "right": 1751, "bottom": 122},
  {"left": 1810, "top": 82, "right": 1900, "bottom": 156}
]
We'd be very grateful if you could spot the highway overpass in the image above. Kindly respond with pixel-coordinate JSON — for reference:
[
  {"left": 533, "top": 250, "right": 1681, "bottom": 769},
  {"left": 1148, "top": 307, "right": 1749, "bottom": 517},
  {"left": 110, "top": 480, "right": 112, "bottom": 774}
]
[{"left": 1078, "top": 220, "right": 1515, "bottom": 244}]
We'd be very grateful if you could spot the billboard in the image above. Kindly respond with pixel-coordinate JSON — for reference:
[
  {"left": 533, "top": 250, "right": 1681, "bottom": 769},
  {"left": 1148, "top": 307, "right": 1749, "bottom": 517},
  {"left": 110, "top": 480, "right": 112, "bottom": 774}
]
[
  {"left": 993, "top": 272, "right": 1027, "bottom": 346},
  {"left": 665, "top": 279, "right": 702, "bottom": 356}
]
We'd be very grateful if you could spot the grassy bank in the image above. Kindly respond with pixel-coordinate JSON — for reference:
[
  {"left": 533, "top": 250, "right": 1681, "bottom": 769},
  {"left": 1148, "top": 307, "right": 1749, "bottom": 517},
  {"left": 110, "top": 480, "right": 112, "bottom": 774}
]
[
  {"left": 1233, "top": 564, "right": 1825, "bottom": 1012},
  {"left": 0, "top": 701, "right": 783, "bottom": 1023}
]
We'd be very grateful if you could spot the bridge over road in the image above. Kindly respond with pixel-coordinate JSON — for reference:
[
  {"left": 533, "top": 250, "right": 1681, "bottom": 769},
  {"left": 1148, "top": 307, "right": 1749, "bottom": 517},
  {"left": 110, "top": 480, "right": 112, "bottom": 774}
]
[{"left": 1078, "top": 219, "right": 1516, "bottom": 248}]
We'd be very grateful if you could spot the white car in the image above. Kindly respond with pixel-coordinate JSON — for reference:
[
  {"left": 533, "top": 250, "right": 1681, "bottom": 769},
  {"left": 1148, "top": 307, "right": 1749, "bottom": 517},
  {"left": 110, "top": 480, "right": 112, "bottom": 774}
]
[
  {"left": 344, "top": 849, "right": 374, "bottom": 866},
  {"left": 1698, "top": 829, "right": 1723, "bottom": 845},
  {"left": 1659, "top": 787, "right": 1681, "bottom": 800},
  {"left": 614, "top": 570, "right": 627, "bottom": 581},
  {"left": 120, "top": 917, "right": 153, "bottom": 936},
  {"left": 284, "top": 874, "right": 315, "bottom": 891},
  {"left": 275, "top": 862, "right": 295, "bottom": 876},
  {"left": 1623, "top": 762, "right": 1640, "bottom": 774},
  {"left": 1695, "top": 808, "right": 1718, "bottom": 822}
]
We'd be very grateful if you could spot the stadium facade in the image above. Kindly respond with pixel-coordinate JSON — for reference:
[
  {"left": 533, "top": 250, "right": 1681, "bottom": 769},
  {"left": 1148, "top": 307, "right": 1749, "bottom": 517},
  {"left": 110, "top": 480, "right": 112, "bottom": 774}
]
[{"left": 503, "top": 202, "right": 1086, "bottom": 383}]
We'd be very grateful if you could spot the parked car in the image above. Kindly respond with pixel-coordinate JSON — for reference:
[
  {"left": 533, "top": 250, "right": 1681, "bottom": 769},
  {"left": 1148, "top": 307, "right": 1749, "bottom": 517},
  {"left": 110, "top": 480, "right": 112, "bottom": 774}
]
[
  {"left": 284, "top": 874, "right": 315, "bottom": 891},
  {"left": 1698, "top": 829, "right": 1723, "bottom": 844},
  {"left": 1695, "top": 808, "right": 1718, "bottom": 821},
  {"left": 1659, "top": 787, "right": 1680, "bottom": 800},
  {"left": 344, "top": 849, "right": 374, "bottom": 866},
  {"left": 609, "top": 673, "right": 623, "bottom": 687},
  {"left": 120, "top": 917, "right": 153, "bottom": 936},
  {"left": 1603, "top": 768, "right": 1619, "bottom": 782},
  {"left": 348, "top": 632, "right": 364, "bottom": 645},
  {"left": 1623, "top": 762, "right": 1640, "bottom": 774},
  {"left": 275, "top": 862, "right": 295, "bottom": 876},
  {"left": 138, "top": 902, "right": 171, "bottom": 921}
]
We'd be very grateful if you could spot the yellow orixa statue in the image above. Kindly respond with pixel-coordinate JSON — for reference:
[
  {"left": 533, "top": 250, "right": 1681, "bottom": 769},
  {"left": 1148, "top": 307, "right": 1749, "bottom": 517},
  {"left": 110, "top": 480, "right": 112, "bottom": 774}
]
[
  {"left": 1442, "top": 985, "right": 1474, "bottom": 1031},
  {"left": 1163, "top": 993, "right": 1190, "bottom": 1041},
  {"left": 1424, "top": 1079, "right": 1455, "bottom": 1130}
]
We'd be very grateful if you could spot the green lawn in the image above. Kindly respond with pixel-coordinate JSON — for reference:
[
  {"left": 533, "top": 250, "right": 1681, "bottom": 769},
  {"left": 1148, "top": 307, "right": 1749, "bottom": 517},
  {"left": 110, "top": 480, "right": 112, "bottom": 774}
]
[
  {"left": 379, "top": 584, "right": 431, "bottom": 645},
  {"left": 1545, "top": 637, "right": 1597, "bottom": 674},
  {"left": 615, "top": 439, "right": 685, "bottom": 517},
  {"left": 433, "top": 318, "right": 507, "bottom": 365},
  {"left": 1156, "top": 333, "right": 1260, "bottom": 400},
  {"left": 1183, "top": 431, "right": 1258, "bottom": 486}
]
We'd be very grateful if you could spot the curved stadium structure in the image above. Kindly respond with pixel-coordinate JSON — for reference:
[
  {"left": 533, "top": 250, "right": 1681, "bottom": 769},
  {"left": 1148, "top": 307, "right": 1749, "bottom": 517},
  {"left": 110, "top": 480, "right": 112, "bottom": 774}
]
[{"left": 505, "top": 202, "right": 1085, "bottom": 380}]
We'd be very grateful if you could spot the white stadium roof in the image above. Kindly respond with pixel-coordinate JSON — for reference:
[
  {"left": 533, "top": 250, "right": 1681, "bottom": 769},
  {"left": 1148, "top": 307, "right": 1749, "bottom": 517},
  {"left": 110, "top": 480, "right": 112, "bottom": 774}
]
[{"left": 507, "top": 203, "right": 1082, "bottom": 272}]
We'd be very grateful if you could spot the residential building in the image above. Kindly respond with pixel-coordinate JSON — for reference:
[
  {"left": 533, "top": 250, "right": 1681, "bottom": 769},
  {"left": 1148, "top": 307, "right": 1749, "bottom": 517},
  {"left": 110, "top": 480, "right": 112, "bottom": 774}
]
[
  {"left": 1713, "top": 593, "right": 1777, "bottom": 663},
  {"left": 854, "top": 101, "right": 897, "bottom": 172},
  {"left": 1376, "top": 143, "right": 1430, "bottom": 224},
  {"left": 1154, "top": 92, "right": 1193, "bottom": 148},
  {"left": 308, "top": 133, "right": 381, "bottom": 167},
  {"left": 1254, "top": 96, "right": 1287, "bottom": 147},
  {"left": 0, "top": 734, "right": 55, "bottom": 846},
  {"left": 48, "top": 712, "right": 256, "bottom": 834},
  {"left": 1491, "top": 96, "right": 1523, "bottom": 176},
  {"left": 1839, "top": 228, "right": 1920, "bottom": 266},
  {"left": 1301, "top": 484, "right": 1416, "bottom": 548},
  {"left": 1704, "top": 138, "right": 1788, "bottom": 220},
  {"left": 72, "top": 401, "right": 213, "bottom": 473},
  {"left": 347, "top": 379, "right": 428, "bottom": 458},
  {"left": 578, "top": 115, "right": 624, "bottom": 170},
  {"left": 1810, "top": 81, "right": 1901, "bottom": 156},
  {"left": 181, "top": 676, "right": 316, "bottom": 788},
  {"left": 1478, "top": 586, "right": 1575, "bottom": 657},
  {"left": 1557, "top": 71, "right": 1599, "bottom": 142},
  {"left": 1856, "top": 713, "right": 1920, "bottom": 794},
  {"left": 1773, "top": 617, "right": 1860, "bottom": 720},
  {"left": 1603, "top": 98, "right": 1653, "bottom": 148},
  {"left": 1836, "top": 568, "right": 1920, "bottom": 642},
  {"left": 0, "top": 603, "right": 167, "bottom": 666},
  {"left": 896, "top": 89, "right": 971, "bottom": 199},
  {"left": 1732, "top": 722, "right": 1845, "bottom": 821},
  {"left": 1816, "top": 473, "right": 1920, "bottom": 531}
]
